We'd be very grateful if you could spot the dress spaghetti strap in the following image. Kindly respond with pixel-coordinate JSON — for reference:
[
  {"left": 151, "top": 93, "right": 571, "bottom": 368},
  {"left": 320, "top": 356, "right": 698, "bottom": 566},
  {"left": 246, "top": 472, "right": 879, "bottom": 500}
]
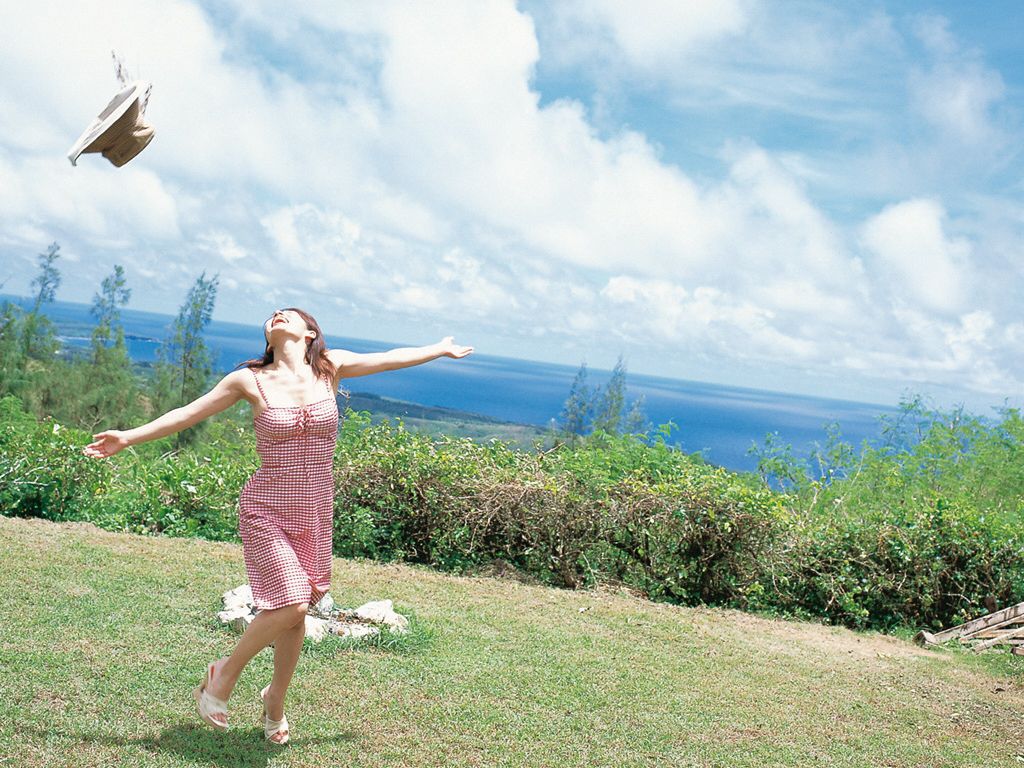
[{"left": 250, "top": 367, "right": 270, "bottom": 406}]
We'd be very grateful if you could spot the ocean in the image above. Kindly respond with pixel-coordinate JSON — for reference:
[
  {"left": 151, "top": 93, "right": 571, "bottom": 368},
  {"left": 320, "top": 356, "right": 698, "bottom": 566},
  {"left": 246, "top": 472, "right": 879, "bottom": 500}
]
[{"left": 3, "top": 295, "right": 899, "bottom": 473}]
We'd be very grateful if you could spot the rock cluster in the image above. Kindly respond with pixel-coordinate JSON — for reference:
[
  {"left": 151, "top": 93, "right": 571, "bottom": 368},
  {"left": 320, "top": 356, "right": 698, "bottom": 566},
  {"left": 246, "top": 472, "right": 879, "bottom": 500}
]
[{"left": 217, "top": 585, "right": 410, "bottom": 642}]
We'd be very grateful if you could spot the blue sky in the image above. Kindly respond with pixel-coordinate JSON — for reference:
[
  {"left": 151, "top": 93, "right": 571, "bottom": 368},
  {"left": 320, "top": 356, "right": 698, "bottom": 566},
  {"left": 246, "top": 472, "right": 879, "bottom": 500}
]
[{"left": 1, "top": 1, "right": 1022, "bottom": 410}]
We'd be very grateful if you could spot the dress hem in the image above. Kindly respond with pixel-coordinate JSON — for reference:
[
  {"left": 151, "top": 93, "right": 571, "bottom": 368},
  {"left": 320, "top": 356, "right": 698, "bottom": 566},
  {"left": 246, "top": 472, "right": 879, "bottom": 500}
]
[{"left": 252, "top": 583, "right": 330, "bottom": 612}]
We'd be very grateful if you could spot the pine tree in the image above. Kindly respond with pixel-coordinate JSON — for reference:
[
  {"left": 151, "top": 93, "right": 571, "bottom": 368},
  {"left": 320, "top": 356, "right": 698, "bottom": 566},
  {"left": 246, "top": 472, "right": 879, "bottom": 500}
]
[
  {"left": 560, "top": 361, "right": 592, "bottom": 439},
  {"left": 21, "top": 242, "right": 61, "bottom": 360},
  {"left": 0, "top": 300, "right": 26, "bottom": 398},
  {"left": 53, "top": 264, "right": 145, "bottom": 430},
  {"left": 90, "top": 264, "right": 131, "bottom": 360},
  {"left": 593, "top": 355, "right": 627, "bottom": 434},
  {"left": 153, "top": 272, "right": 219, "bottom": 445},
  {"left": 623, "top": 394, "right": 651, "bottom": 435},
  {"left": 559, "top": 354, "right": 650, "bottom": 440}
]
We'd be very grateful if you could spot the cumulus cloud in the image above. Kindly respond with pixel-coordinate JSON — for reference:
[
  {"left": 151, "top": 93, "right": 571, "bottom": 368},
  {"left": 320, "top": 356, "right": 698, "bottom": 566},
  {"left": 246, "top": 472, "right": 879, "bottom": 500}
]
[
  {"left": 0, "top": 0, "right": 1021, "bottom": 406},
  {"left": 836, "top": 308, "right": 1016, "bottom": 395},
  {"left": 861, "top": 199, "right": 970, "bottom": 314},
  {"left": 600, "top": 275, "right": 820, "bottom": 360},
  {"left": 0, "top": 151, "right": 181, "bottom": 246},
  {"left": 559, "top": 0, "right": 748, "bottom": 70}
]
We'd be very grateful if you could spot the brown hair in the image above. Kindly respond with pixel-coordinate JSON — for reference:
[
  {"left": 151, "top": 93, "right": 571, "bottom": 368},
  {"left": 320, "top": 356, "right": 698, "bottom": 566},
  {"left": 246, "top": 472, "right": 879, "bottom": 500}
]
[{"left": 236, "top": 307, "right": 337, "bottom": 382}]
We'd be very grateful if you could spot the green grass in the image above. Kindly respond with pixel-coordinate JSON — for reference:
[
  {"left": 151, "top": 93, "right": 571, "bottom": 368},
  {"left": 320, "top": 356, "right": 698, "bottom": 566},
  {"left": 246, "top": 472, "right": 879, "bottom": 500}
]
[{"left": 1, "top": 516, "right": 1022, "bottom": 768}]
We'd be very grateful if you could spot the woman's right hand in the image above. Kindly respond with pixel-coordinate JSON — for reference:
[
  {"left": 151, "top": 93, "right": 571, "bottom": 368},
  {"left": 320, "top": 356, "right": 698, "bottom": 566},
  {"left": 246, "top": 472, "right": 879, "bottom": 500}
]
[{"left": 83, "top": 430, "right": 131, "bottom": 458}]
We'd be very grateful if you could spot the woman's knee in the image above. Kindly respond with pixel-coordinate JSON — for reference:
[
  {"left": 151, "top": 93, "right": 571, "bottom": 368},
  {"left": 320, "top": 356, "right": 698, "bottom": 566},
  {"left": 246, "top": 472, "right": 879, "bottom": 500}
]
[{"left": 267, "top": 602, "right": 307, "bottom": 628}]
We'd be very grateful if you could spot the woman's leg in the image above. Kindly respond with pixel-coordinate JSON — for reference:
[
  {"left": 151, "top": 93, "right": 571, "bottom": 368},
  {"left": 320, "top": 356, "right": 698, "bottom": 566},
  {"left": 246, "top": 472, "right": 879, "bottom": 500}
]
[
  {"left": 262, "top": 619, "right": 306, "bottom": 721},
  {"left": 206, "top": 602, "right": 308, "bottom": 702}
]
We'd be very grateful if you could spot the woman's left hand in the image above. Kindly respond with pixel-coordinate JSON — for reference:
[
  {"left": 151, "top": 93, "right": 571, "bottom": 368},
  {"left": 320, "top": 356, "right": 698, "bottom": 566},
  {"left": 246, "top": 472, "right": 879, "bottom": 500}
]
[
  {"left": 83, "top": 430, "right": 131, "bottom": 458},
  {"left": 438, "top": 336, "right": 474, "bottom": 359}
]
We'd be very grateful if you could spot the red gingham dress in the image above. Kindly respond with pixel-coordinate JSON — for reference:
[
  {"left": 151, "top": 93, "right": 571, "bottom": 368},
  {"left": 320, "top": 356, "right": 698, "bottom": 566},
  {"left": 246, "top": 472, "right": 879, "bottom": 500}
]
[{"left": 238, "top": 367, "right": 339, "bottom": 611}]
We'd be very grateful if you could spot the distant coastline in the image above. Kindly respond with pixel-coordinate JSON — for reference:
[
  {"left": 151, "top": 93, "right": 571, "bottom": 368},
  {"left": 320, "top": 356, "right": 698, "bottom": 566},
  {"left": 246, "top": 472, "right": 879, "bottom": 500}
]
[{"left": 1, "top": 293, "right": 900, "bottom": 471}]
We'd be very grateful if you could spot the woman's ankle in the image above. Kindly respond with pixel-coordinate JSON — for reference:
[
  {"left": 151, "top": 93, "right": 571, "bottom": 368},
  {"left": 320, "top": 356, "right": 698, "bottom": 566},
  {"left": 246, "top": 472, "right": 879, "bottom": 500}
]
[{"left": 210, "top": 657, "right": 239, "bottom": 696}]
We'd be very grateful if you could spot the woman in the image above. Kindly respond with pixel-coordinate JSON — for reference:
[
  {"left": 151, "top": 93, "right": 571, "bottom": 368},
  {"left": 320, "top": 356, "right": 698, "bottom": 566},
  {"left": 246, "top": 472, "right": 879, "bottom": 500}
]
[{"left": 84, "top": 307, "right": 473, "bottom": 744}]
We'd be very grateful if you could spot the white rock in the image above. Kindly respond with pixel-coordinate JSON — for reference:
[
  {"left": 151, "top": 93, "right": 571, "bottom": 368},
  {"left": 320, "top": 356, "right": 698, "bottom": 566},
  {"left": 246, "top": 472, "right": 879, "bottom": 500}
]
[
  {"left": 353, "top": 599, "right": 410, "bottom": 633},
  {"left": 221, "top": 584, "right": 253, "bottom": 611},
  {"left": 219, "top": 586, "right": 257, "bottom": 634},
  {"left": 216, "top": 584, "right": 409, "bottom": 643},
  {"left": 217, "top": 605, "right": 252, "bottom": 623},
  {"left": 304, "top": 616, "right": 329, "bottom": 642},
  {"left": 332, "top": 623, "right": 380, "bottom": 640},
  {"left": 313, "top": 593, "right": 335, "bottom": 614}
]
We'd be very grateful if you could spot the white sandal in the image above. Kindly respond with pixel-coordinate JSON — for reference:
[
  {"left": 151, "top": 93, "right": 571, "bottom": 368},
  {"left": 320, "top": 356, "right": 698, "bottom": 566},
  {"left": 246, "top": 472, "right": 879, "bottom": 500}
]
[
  {"left": 192, "top": 660, "right": 229, "bottom": 731},
  {"left": 260, "top": 684, "right": 290, "bottom": 745}
]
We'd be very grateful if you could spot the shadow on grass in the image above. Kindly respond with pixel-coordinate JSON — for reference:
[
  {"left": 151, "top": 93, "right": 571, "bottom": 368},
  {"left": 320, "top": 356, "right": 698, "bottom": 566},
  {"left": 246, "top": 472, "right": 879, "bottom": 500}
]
[{"left": 18, "top": 722, "right": 357, "bottom": 767}]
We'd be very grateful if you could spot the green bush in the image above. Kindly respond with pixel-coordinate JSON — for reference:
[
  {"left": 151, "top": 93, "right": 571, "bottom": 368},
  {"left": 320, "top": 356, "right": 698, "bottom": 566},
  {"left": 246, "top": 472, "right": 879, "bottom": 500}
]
[
  {"left": 774, "top": 500, "right": 1024, "bottom": 630},
  {"left": 0, "top": 395, "right": 105, "bottom": 520},
  {"left": 754, "top": 399, "right": 1024, "bottom": 629},
  {"left": 83, "top": 417, "right": 256, "bottom": 540},
  {"left": 3, "top": 391, "right": 1022, "bottom": 632},
  {"left": 332, "top": 417, "right": 784, "bottom": 603},
  {"left": 594, "top": 468, "right": 783, "bottom": 605}
]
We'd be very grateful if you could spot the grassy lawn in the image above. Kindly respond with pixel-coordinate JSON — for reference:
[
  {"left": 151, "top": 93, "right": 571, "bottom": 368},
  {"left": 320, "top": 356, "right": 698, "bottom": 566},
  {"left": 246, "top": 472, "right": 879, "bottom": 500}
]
[{"left": 1, "top": 515, "right": 1022, "bottom": 768}]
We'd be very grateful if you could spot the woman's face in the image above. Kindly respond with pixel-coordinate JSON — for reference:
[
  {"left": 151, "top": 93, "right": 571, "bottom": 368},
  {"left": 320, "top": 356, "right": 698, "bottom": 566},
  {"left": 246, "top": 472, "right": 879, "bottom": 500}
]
[{"left": 264, "top": 309, "right": 311, "bottom": 343}]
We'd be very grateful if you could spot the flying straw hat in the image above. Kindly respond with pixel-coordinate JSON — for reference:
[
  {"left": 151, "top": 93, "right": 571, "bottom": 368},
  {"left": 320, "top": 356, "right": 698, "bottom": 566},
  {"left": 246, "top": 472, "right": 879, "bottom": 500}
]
[{"left": 67, "top": 52, "right": 155, "bottom": 168}]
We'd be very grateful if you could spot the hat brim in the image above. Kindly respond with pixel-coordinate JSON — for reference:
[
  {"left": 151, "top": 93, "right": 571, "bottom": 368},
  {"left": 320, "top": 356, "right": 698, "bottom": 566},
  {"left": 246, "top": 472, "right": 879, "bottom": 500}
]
[{"left": 67, "top": 80, "right": 151, "bottom": 166}]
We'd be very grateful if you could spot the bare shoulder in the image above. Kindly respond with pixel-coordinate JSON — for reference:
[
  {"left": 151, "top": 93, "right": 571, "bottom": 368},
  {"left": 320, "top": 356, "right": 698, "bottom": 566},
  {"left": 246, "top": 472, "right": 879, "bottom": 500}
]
[
  {"left": 326, "top": 348, "right": 360, "bottom": 372},
  {"left": 326, "top": 348, "right": 357, "bottom": 365},
  {"left": 220, "top": 367, "right": 260, "bottom": 404}
]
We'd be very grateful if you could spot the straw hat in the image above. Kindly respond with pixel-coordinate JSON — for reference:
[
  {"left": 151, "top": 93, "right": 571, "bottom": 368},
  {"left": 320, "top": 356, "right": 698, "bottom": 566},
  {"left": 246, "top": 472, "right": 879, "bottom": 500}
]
[
  {"left": 67, "top": 53, "right": 155, "bottom": 168},
  {"left": 67, "top": 80, "right": 154, "bottom": 167}
]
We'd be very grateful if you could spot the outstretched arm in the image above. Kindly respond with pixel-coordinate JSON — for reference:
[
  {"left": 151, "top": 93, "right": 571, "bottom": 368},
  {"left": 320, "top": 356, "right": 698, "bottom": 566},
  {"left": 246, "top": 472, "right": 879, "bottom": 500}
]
[
  {"left": 328, "top": 336, "right": 473, "bottom": 380},
  {"left": 83, "top": 370, "right": 247, "bottom": 458}
]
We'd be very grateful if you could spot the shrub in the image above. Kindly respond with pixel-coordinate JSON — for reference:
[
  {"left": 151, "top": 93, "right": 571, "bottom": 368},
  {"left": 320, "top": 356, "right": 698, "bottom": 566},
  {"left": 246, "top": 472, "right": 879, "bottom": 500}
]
[
  {"left": 0, "top": 395, "right": 105, "bottom": 520},
  {"left": 3, "top": 392, "right": 1022, "bottom": 632},
  {"left": 333, "top": 417, "right": 784, "bottom": 604},
  {"left": 757, "top": 399, "right": 1024, "bottom": 629}
]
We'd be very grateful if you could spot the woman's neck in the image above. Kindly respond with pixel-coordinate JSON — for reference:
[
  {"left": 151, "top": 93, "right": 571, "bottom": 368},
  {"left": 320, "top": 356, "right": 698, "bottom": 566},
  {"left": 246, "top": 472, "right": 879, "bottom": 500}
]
[{"left": 269, "top": 339, "right": 310, "bottom": 376}]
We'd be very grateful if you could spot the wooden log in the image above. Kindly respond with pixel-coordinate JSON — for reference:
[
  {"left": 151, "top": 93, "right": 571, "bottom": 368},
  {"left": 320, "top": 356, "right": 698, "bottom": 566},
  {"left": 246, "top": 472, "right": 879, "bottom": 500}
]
[
  {"left": 964, "top": 637, "right": 1024, "bottom": 647},
  {"left": 914, "top": 602, "right": 1024, "bottom": 646},
  {"left": 970, "top": 624, "right": 1024, "bottom": 652},
  {"left": 1012, "top": 646, "right": 1024, "bottom": 657},
  {"left": 963, "top": 623, "right": 1024, "bottom": 640}
]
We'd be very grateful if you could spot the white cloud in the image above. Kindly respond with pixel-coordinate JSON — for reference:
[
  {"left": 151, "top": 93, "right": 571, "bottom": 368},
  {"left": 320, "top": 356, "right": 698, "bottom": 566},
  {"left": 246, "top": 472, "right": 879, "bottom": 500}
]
[
  {"left": 835, "top": 308, "right": 1017, "bottom": 395},
  {"left": 599, "top": 275, "right": 819, "bottom": 361},
  {"left": 905, "top": 12, "right": 1008, "bottom": 148},
  {"left": 0, "top": 0, "right": 1021, "bottom": 406},
  {"left": 198, "top": 231, "right": 246, "bottom": 263},
  {"left": 0, "top": 150, "right": 181, "bottom": 245},
  {"left": 911, "top": 14, "right": 957, "bottom": 56},
  {"left": 390, "top": 281, "right": 442, "bottom": 312},
  {"left": 572, "top": 0, "right": 748, "bottom": 69},
  {"left": 532, "top": 0, "right": 900, "bottom": 124},
  {"left": 437, "top": 249, "right": 516, "bottom": 316},
  {"left": 260, "top": 204, "right": 365, "bottom": 280},
  {"left": 861, "top": 199, "right": 969, "bottom": 314},
  {"left": 911, "top": 62, "right": 1005, "bottom": 144}
]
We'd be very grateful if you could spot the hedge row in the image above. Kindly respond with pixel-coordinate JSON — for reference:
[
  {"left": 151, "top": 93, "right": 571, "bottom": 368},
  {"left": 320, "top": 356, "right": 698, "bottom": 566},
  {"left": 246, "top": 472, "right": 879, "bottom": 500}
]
[{"left": 2, "top": 395, "right": 1022, "bottom": 631}]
